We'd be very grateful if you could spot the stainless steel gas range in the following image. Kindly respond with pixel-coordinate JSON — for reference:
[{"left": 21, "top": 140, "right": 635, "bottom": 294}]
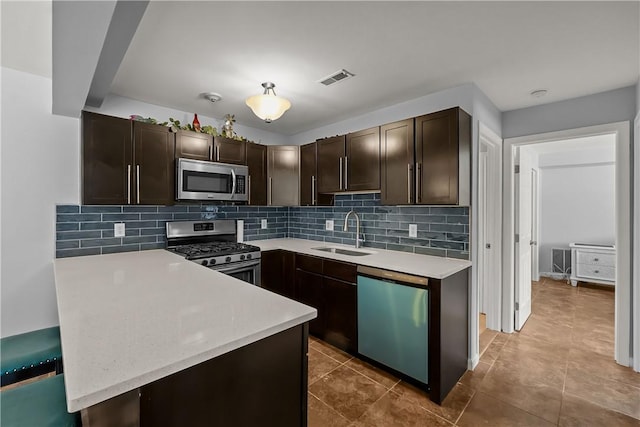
[{"left": 165, "top": 220, "right": 261, "bottom": 286}]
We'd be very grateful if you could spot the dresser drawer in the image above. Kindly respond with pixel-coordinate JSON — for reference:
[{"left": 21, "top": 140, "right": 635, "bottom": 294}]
[
  {"left": 577, "top": 251, "right": 615, "bottom": 267},
  {"left": 576, "top": 263, "right": 615, "bottom": 281}
]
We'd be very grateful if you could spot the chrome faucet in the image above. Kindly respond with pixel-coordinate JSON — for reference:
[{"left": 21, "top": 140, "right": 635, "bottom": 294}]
[{"left": 343, "top": 210, "right": 365, "bottom": 248}]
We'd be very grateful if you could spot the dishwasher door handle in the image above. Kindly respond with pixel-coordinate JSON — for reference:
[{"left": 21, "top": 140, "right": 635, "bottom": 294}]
[{"left": 357, "top": 265, "right": 428, "bottom": 287}]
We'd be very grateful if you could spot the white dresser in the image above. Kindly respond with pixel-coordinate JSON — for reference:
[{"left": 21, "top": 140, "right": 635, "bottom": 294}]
[{"left": 569, "top": 243, "right": 615, "bottom": 287}]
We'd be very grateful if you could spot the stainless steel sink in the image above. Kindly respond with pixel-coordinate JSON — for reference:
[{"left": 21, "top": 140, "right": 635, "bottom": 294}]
[{"left": 312, "top": 247, "right": 372, "bottom": 257}]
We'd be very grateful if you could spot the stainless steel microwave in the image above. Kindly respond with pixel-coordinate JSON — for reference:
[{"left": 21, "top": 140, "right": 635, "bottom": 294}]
[{"left": 177, "top": 158, "right": 248, "bottom": 202}]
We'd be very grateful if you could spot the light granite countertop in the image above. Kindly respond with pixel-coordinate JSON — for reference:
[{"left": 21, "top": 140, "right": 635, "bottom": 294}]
[
  {"left": 54, "top": 250, "right": 316, "bottom": 412},
  {"left": 250, "top": 238, "right": 471, "bottom": 279}
]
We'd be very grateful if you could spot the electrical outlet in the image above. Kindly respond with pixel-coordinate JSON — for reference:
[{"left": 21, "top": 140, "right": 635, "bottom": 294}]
[
  {"left": 325, "top": 220, "right": 334, "bottom": 231},
  {"left": 409, "top": 224, "right": 418, "bottom": 238},
  {"left": 114, "top": 223, "right": 126, "bottom": 237},
  {"left": 261, "top": 219, "right": 268, "bottom": 229}
]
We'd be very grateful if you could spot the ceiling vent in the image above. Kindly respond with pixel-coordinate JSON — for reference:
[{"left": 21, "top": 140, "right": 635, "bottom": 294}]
[{"left": 318, "top": 69, "right": 355, "bottom": 86}]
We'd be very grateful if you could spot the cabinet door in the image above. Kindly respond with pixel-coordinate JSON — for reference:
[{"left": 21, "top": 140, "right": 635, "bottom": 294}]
[
  {"left": 296, "top": 269, "right": 324, "bottom": 337},
  {"left": 133, "top": 122, "right": 175, "bottom": 205},
  {"left": 345, "top": 127, "right": 380, "bottom": 191},
  {"left": 214, "top": 137, "right": 246, "bottom": 165},
  {"left": 175, "top": 130, "right": 212, "bottom": 161},
  {"left": 415, "top": 108, "right": 470, "bottom": 205},
  {"left": 82, "top": 112, "right": 133, "bottom": 205},
  {"left": 299, "top": 142, "right": 317, "bottom": 206},
  {"left": 323, "top": 277, "right": 357, "bottom": 353},
  {"left": 267, "top": 146, "right": 299, "bottom": 206},
  {"left": 246, "top": 143, "right": 267, "bottom": 205},
  {"left": 381, "top": 119, "right": 415, "bottom": 205},
  {"left": 261, "top": 250, "right": 296, "bottom": 298},
  {"left": 317, "top": 135, "right": 345, "bottom": 193}
]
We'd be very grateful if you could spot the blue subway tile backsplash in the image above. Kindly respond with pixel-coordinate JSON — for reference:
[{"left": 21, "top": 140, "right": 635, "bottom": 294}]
[{"left": 55, "top": 193, "right": 469, "bottom": 259}]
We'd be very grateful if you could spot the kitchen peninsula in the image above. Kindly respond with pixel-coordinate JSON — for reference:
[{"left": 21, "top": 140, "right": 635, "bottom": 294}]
[{"left": 54, "top": 250, "right": 316, "bottom": 427}]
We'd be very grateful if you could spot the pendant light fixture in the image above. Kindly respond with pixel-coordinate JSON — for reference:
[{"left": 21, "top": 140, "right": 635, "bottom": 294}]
[{"left": 245, "top": 82, "right": 291, "bottom": 123}]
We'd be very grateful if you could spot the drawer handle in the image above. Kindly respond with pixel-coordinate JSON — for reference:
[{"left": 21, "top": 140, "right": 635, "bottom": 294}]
[
  {"left": 594, "top": 270, "right": 599, "bottom": 273},
  {"left": 594, "top": 258, "right": 599, "bottom": 262}
]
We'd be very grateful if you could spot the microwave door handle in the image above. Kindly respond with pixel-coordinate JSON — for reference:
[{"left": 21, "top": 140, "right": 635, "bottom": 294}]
[{"left": 230, "top": 169, "right": 237, "bottom": 197}]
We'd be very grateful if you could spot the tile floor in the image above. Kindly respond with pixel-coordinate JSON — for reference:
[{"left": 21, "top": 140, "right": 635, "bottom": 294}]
[{"left": 307, "top": 278, "right": 640, "bottom": 426}]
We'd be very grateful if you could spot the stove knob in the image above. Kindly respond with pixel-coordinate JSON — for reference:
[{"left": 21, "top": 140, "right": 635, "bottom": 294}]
[
  {"left": 210, "top": 259, "right": 216, "bottom": 265},
  {"left": 226, "top": 256, "right": 232, "bottom": 263},
  {"left": 201, "top": 260, "right": 208, "bottom": 266},
  {"left": 240, "top": 255, "right": 246, "bottom": 261},
  {"left": 246, "top": 254, "right": 252, "bottom": 260}
]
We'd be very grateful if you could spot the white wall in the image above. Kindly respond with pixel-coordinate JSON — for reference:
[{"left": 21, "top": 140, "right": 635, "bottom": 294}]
[
  {"left": 86, "top": 94, "right": 287, "bottom": 146},
  {"left": 502, "top": 86, "right": 637, "bottom": 139},
  {"left": 1, "top": 67, "right": 80, "bottom": 337},
  {"left": 538, "top": 163, "right": 616, "bottom": 274}
]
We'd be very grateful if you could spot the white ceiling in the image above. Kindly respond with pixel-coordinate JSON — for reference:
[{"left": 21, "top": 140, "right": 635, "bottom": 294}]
[{"left": 101, "top": 2, "right": 639, "bottom": 135}]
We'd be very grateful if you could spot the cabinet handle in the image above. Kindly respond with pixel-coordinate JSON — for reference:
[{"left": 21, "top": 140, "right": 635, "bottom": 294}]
[
  {"left": 339, "top": 157, "right": 343, "bottom": 190},
  {"left": 208, "top": 145, "right": 212, "bottom": 161},
  {"left": 136, "top": 165, "right": 141, "bottom": 204},
  {"left": 216, "top": 146, "right": 220, "bottom": 162},
  {"left": 311, "top": 176, "right": 316, "bottom": 206},
  {"left": 248, "top": 175, "right": 252, "bottom": 204},
  {"left": 127, "top": 165, "right": 132, "bottom": 204},
  {"left": 416, "top": 162, "right": 422, "bottom": 204},
  {"left": 407, "top": 164, "right": 413, "bottom": 204},
  {"left": 269, "top": 177, "right": 273, "bottom": 205},
  {"left": 344, "top": 156, "right": 348, "bottom": 190},
  {"left": 594, "top": 258, "right": 599, "bottom": 262},
  {"left": 595, "top": 270, "right": 600, "bottom": 274}
]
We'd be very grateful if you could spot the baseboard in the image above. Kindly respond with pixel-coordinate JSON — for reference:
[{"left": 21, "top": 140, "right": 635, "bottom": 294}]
[{"left": 468, "top": 354, "right": 479, "bottom": 370}]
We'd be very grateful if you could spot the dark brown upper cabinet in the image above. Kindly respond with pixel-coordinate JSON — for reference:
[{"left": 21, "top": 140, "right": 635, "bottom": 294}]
[
  {"left": 267, "top": 145, "right": 299, "bottom": 206},
  {"left": 175, "top": 130, "right": 212, "bottom": 161},
  {"left": 415, "top": 107, "right": 470, "bottom": 205},
  {"left": 316, "top": 135, "right": 345, "bottom": 193},
  {"left": 381, "top": 119, "right": 415, "bottom": 205},
  {"left": 345, "top": 127, "right": 380, "bottom": 191},
  {"left": 317, "top": 128, "right": 380, "bottom": 194},
  {"left": 214, "top": 136, "right": 246, "bottom": 165},
  {"left": 82, "top": 111, "right": 175, "bottom": 205},
  {"left": 299, "top": 142, "right": 317, "bottom": 206},
  {"left": 245, "top": 142, "right": 267, "bottom": 206}
]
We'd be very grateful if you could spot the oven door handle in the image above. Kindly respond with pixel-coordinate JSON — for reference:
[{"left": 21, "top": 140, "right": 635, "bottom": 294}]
[{"left": 213, "top": 260, "right": 260, "bottom": 274}]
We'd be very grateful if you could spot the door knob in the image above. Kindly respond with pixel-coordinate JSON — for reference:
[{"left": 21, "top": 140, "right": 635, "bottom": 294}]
[{"left": 530, "top": 240, "right": 537, "bottom": 246}]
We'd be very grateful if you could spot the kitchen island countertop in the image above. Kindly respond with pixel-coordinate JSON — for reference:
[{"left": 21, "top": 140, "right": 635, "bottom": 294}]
[
  {"left": 54, "top": 249, "right": 316, "bottom": 412},
  {"left": 250, "top": 238, "right": 471, "bottom": 279}
]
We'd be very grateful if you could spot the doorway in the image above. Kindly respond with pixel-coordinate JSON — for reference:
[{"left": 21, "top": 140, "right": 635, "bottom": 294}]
[{"left": 502, "top": 122, "right": 632, "bottom": 367}]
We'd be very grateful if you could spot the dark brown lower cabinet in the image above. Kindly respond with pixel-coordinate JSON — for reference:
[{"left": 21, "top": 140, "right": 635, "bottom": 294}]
[
  {"left": 295, "top": 254, "right": 357, "bottom": 354},
  {"left": 260, "top": 250, "right": 295, "bottom": 299},
  {"left": 139, "top": 324, "right": 308, "bottom": 427},
  {"left": 323, "top": 277, "right": 357, "bottom": 353},
  {"left": 295, "top": 270, "right": 325, "bottom": 337}
]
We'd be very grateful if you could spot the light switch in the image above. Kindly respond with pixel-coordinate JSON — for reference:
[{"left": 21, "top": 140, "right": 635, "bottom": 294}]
[
  {"left": 114, "top": 223, "right": 126, "bottom": 237},
  {"left": 409, "top": 224, "right": 418, "bottom": 238},
  {"left": 325, "top": 220, "right": 334, "bottom": 231},
  {"left": 261, "top": 219, "right": 268, "bottom": 229}
]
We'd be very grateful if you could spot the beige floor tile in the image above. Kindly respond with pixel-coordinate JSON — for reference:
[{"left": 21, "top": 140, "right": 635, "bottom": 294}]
[
  {"left": 567, "top": 347, "right": 640, "bottom": 389},
  {"left": 458, "top": 361, "right": 492, "bottom": 390},
  {"left": 479, "top": 329, "right": 498, "bottom": 355},
  {"left": 343, "top": 358, "right": 400, "bottom": 389},
  {"left": 457, "top": 392, "right": 555, "bottom": 427},
  {"left": 565, "top": 365, "right": 640, "bottom": 419},
  {"left": 519, "top": 313, "right": 573, "bottom": 347},
  {"left": 308, "top": 347, "right": 342, "bottom": 385},
  {"left": 309, "top": 365, "right": 387, "bottom": 421},
  {"left": 311, "top": 339, "right": 353, "bottom": 363},
  {"left": 307, "top": 393, "right": 351, "bottom": 427},
  {"left": 351, "top": 391, "right": 453, "bottom": 427},
  {"left": 390, "top": 381, "right": 474, "bottom": 424},
  {"left": 559, "top": 393, "right": 640, "bottom": 426},
  {"left": 479, "top": 362, "right": 563, "bottom": 423}
]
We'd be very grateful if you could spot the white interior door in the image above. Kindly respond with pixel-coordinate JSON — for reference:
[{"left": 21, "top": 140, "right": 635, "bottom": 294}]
[
  {"left": 478, "top": 151, "right": 487, "bottom": 313},
  {"left": 515, "top": 146, "right": 533, "bottom": 330},
  {"left": 531, "top": 168, "right": 540, "bottom": 282}
]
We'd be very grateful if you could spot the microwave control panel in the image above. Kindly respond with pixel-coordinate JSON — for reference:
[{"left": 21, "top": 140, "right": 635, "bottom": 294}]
[{"left": 236, "top": 176, "right": 246, "bottom": 194}]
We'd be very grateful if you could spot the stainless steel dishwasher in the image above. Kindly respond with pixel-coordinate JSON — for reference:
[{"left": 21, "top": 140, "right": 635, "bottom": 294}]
[{"left": 357, "top": 266, "right": 429, "bottom": 383}]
